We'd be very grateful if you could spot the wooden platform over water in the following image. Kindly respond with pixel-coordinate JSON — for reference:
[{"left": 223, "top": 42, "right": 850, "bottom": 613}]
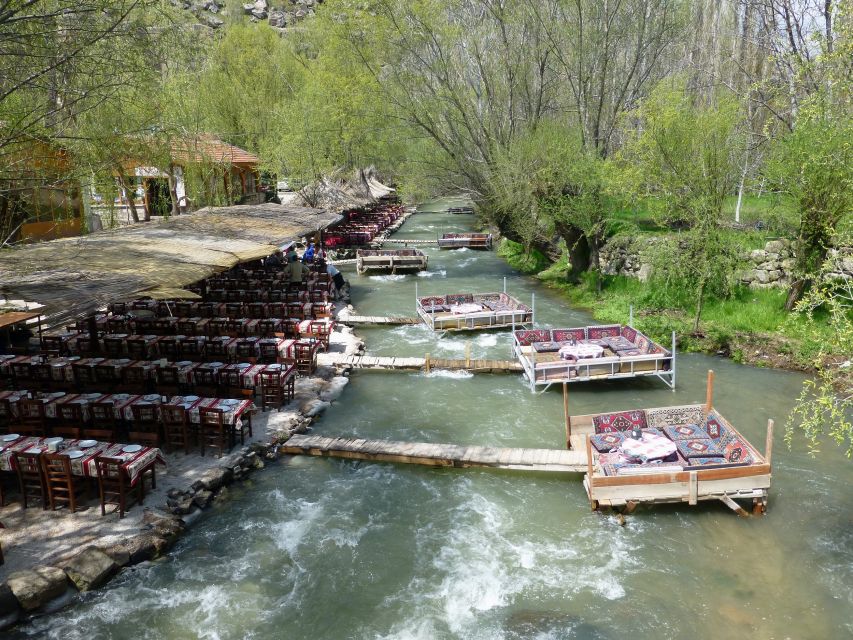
[
  {"left": 339, "top": 315, "right": 419, "bottom": 325},
  {"left": 282, "top": 435, "right": 587, "bottom": 473},
  {"left": 317, "top": 352, "right": 523, "bottom": 372}
]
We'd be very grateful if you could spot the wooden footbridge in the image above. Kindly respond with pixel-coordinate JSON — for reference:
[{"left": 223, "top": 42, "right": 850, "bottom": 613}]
[
  {"left": 338, "top": 315, "right": 419, "bottom": 325},
  {"left": 282, "top": 435, "right": 587, "bottom": 473},
  {"left": 317, "top": 351, "right": 523, "bottom": 373}
]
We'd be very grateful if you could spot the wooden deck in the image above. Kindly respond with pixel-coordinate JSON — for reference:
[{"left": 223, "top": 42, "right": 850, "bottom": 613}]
[
  {"left": 282, "top": 435, "right": 587, "bottom": 473},
  {"left": 339, "top": 315, "right": 420, "bottom": 325},
  {"left": 373, "top": 238, "right": 439, "bottom": 247},
  {"left": 317, "top": 352, "right": 523, "bottom": 372}
]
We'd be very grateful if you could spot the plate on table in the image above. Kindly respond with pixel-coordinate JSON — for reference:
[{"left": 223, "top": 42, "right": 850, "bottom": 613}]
[
  {"left": 237, "top": 363, "right": 251, "bottom": 369},
  {"left": 142, "top": 394, "right": 161, "bottom": 402},
  {"left": 122, "top": 444, "right": 142, "bottom": 453},
  {"left": 221, "top": 399, "right": 240, "bottom": 407},
  {"left": 112, "top": 393, "right": 130, "bottom": 400},
  {"left": 2, "top": 434, "right": 20, "bottom": 442},
  {"left": 176, "top": 361, "right": 192, "bottom": 367},
  {"left": 78, "top": 440, "right": 98, "bottom": 449},
  {"left": 266, "top": 364, "right": 281, "bottom": 370},
  {"left": 25, "top": 447, "right": 43, "bottom": 454},
  {"left": 117, "top": 358, "right": 131, "bottom": 363},
  {"left": 86, "top": 393, "right": 103, "bottom": 399},
  {"left": 44, "top": 437, "right": 64, "bottom": 446},
  {"left": 209, "top": 362, "right": 224, "bottom": 367},
  {"left": 64, "top": 450, "right": 84, "bottom": 459},
  {"left": 184, "top": 395, "right": 199, "bottom": 402}
]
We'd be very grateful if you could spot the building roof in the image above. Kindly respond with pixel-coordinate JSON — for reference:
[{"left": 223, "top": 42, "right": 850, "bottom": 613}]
[
  {"left": 0, "top": 203, "right": 340, "bottom": 327},
  {"left": 171, "top": 136, "right": 260, "bottom": 167}
]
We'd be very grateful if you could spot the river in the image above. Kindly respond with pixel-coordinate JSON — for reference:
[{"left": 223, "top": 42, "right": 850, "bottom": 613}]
[{"left": 14, "top": 202, "right": 853, "bottom": 639}]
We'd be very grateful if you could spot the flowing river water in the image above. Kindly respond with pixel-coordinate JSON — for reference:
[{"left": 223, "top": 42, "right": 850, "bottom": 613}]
[{"left": 14, "top": 202, "right": 853, "bottom": 639}]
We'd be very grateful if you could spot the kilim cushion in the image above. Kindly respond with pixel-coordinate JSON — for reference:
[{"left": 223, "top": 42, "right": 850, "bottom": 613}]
[
  {"left": 552, "top": 328, "right": 586, "bottom": 342},
  {"left": 634, "top": 333, "right": 651, "bottom": 353},
  {"left": 721, "top": 433, "right": 754, "bottom": 464},
  {"left": 593, "top": 410, "right": 648, "bottom": 434},
  {"left": 620, "top": 326, "right": 638, "bottom": 343},
  {"left": 704, "top": 412, "right": 727, "bottom": 441},
  {"left": 446, "top": 293, "right": 474, "bottom": 305},
  {"left": 590, "top": 432, "right": 626, "bottom": 452},
  {"left": 686, "top": 457, "right": 742, "bottom": 468},
  {"left": 645, "top": 406, "right": 705, "bottom": 429},
  {"left": 675, "top": 438, "right": 724, "bottom": 458},
  {"left": 616, "top": 349, "right": 643, "bottom": 357},
  {"left": 587, "top": 325, "right": 621, "bottom": 339},
  {"left": 532, "top": 341, "right": 561, "bottom": 353},
  {"left": 420, "top": 296, "right": 446, "bottom": 307},
  {"left": 663, "top": 424, "right": 709, "bottom": 440},
  {"left": 515, "top": 329, "right": 552, "bottom": 345}
]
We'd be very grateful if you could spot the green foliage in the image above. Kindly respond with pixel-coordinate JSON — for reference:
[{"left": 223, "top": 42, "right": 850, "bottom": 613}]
[{"left": 497, "top": 239, "right": 550, "bottom": 275}]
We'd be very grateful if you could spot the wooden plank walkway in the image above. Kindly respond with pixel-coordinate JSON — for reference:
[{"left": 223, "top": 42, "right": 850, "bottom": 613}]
[
  {"left": 317, "top": 352, "right": 523, "bottom": 372},
  {"left": 282, "top": 435, "right": 587, "bottom": 473},
  {"left": 339, "top": 315, "right": 420, "bottom": 325},
  {"left": 374, "top": 238, "right": 439, "bottom": 246}
]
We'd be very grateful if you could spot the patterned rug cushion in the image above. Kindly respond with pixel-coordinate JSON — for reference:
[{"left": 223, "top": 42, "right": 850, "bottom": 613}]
[
  {"left": 602, "top": 336, "right": 637, "bottom": 351},
  {"left": 634, "top": 333, "right": 651, "bottom": 353},
  {"left": 663, "top": 423, "right": 709, "bottom": 440},
  {"left": 590, "top": 432, "right": 626, "bottom": 452},
  {"left": 446, "top": 293, "right": 474, "bottom": 305},
  {"left": 721, "top": 433, "right": 754, "bottom": 463},
  {"left": 704, "top": 412, "right": 727, "bottom": 441},
  {"left": 587, "top": 324, "right": 622, "bottom": 339},
  {"left": 419, "top": 296, "right": 446, "bottom": 307},
  {"left": 532, "top": 341, "right": 561, "bottom": 353},
  {"left": 616, "top": 348, "right": 643, "bottom": 357},
  {"left": 593, "top": 410, "right": 648, "bottom": 434},
  {"left": 515, "top": 329, "right": 552, "bottom": 346},
  {"left": 552, "top": 328, "right": 586, "bottom": 342},
  {"left": 645, "top": 406, "right": 705, "bottom": 429},
  {"left": 620, "top": 326, "right": 638, "bottom": 343},
  {"left": 675, "top": 438, "right": 725, "bottom": 458}
]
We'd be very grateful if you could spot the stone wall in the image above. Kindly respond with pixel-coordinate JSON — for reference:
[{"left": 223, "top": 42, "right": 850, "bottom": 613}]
[
  {"left": 599, "top": 235, "right": 654, "bottom": 281},
  {"left": 738, "top": 239, "right": 796, "bottom": 288}
]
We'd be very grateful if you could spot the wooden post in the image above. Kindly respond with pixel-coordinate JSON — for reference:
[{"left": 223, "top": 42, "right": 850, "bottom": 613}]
[
  {"left": 465, "top": 343, "right": 471, "bottom": 368},
  {"left": 765, "top": 419, "right": 774, "bottom": 465},
  {"left": 86, "top": 314, "right": 99, "bottom": 355},
  {"left": 705, "top": 369, "right": 715, "bottom": 412},
  {"left": 425, "top": 352, "right": 430, "bottom": 373},
  {"left": 563, "top": 382, "right": 571, "bottom": 449},
  {"left": 585, "top": 435, "right": 596, "bottom": 510}
]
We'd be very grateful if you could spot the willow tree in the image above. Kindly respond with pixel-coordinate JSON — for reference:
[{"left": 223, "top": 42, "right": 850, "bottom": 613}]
[{"left": 621, "top": 81, "right": 745, "bottom": 330}]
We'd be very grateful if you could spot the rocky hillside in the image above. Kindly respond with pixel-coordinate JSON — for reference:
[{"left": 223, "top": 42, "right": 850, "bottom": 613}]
[{"left": 169, "top": 0, "right": 323, "bottom": 31}]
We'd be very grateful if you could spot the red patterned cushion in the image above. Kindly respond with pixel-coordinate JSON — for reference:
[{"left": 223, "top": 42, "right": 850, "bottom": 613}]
[
  {"left": 419, "top": 296, "right": 446, "bottom": 307},
  {"left": 593, "top": 410, "right": 648, "bottom": 434},
  {"left": 663, "top": 424, "right": 708, "bottom": 440},
  {"left": 621, "top": 326, "right": 638, "bottom": 343},
  {"left": 587, "top": 325, "right": 621, "bottom": 339},
  {"left": 552, "top": 328, "right": 586, "bottom": 342},
  {"left": 704, "top": 413, "right": 727, "bottom": 440},
  {"left": 675, "top": 438, "right": 724, "bottom": 458},
  {"left": 515, "top": 329, "right": 552, "bottom": 346},
  {"left": 722, "top": 434, "right": 753, "bottom": 463},
  {"left": 590, "top": 432, "right": 626, "bottom": 452},
  {"left": 634, "top": 333, "right": 651, "bottom": 353},
  {"left": 446, "top": 293, "right": 474, "bottom": 305}
]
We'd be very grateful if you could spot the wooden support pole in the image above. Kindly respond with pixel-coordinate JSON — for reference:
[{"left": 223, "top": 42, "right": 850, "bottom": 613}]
[
  {"left": 425, "top": 352, "right": 430, "bottom": 373},
  {"left": 705, "top": 369, "right": 715, "bottom": 412},
  {"left": 465, "top": 343, "right": 471, "bottom": 368},
  {"left": 563, "top": 382, "right": 571, "bottom": 449},
  {"left": 765, "top": 419, "right": 774, "bottom": 466},
  {"left": 719, "top": 494, "right": 749, "bottom": 517},
  {"left": 585, "top": 435, "right": 596, "bottom": 510},
  {"left": 86, "top": 314, "right": 99, "bottom": 355}
]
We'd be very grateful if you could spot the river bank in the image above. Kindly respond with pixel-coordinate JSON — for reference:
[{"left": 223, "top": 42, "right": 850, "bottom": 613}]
[{"left": 0, "top": 323, "right": 363, "bottom": 630}]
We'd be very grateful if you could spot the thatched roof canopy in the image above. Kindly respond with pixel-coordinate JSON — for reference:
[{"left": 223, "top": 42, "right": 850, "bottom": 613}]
[{"left": 0, "top": 203, "right": 341, "bottom": 326}]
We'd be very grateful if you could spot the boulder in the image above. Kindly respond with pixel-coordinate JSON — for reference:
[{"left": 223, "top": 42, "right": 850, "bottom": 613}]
[
  {"left": 268, "top": 9, "right": 287, "bottom": 27},
  {"left": 109, "top": 534, "right": 168, "bottom": 565},
  {"left": 201, "top": 13, "right": 224, "bottom": 28},
  {"left": 198, "top": 466, "right": 233, "bottom": 491},
  {"left": 750, "top": 249, "right": 767, "bottom": 264},
  {"left": 6, "top": 566, "right": 68, "bottom": 611},
  {"left": 765, "top": 239, "right": 787, "bottom": 254},
  {"left": 192, "top": 490, "right": 213, "bottom": 509},
  {"left": 64, "top": 547, "right": 119, "bottom": 592},
  {"left": 0, "top": 583, "right": 21, "bottom": 630},
  {"left": 251, "top": 8, "right": 268, "bottom": 19}
]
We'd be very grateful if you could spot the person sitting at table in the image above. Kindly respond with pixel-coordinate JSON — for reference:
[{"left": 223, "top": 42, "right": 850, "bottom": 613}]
[
  {"left": 284, "top": 253, "right": 304, "bottom": 284},
  {"left": 302, "top": 242, "right": 316, "bottom": 264},
  {"left": 326, "top": 263, "right": 347, "bottom": 300},
  {"left": 285, "top": 244, "right": 298, "bottom": 264},
  {"left": 265, "top": 251, "right": 284, "bottom": 269}
]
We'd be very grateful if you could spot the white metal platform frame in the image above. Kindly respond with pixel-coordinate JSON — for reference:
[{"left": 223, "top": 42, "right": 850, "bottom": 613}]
[
  {"left": 355, "top": 248, "right": 428, "bottom": 274},
  {"left": 436, "top": 232, "right": 493, "bottom": 250},
  {"left": 512, "top": 311, "right": 676, "bottom": 392},
  {"left": 415, "top": 280, "right": 534, "bottom": 333}
]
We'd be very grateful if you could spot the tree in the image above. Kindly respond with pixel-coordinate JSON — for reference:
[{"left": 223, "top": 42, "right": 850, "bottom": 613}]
[
  {"left": 786, "top": 240, "right": 853, "bottom": 458},
  {"left": 621, "top": 80, "right": 745, "bottom": 330}
]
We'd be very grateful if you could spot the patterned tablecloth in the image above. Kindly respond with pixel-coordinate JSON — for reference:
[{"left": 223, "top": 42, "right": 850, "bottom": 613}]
[
  {"left": 619, "top": 432, "right": 677, "bottom": 462},
  {"left": 449, "top": 303, "right": 484, "bottom": 315},
  {"left": 0, "top": 436, "right": 165, "bottom": 485},
  {"left": 38, "top": 392, "right": 162, "bottom": 420},
  {"left": 168, "top": 396, "right": 255, "bottom": 424},
  {"left": 0, "top": 390, "right": 32, "bottom": 417}
]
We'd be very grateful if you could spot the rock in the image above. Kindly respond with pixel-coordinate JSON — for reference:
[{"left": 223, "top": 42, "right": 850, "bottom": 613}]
[
  {"left": 192, "top": 490, "right": 213, "bottom": 509},
  {"left": 111, "top": 534, "right": 168, "bottom": 565},
  {"left": 198, "top": 466, "right": 233, "bottom": 491},
  {"left": 243, "top": 2, "right": 255, "bottom": 13},
  {"left": 6, "top": 566, "right": 68, "bottom": 612},
  {"left": 765, "top": 240, "right": 787, "bottom": 254},
  {"left": 170, "top": 496, "right": 195, "bottom": 515},
  {"left": 268, "top": 9, "right": 286, "bottom": 27},
  {"left": 201, "top": 13, "right": 224, "bottom": 28},
  {"left": 0, "top": 583, "right": 21, "bottom": 630},
  {"left": 64, "top": 547, "right": 119, "bottom": 592},
  {"left": 765, "top": 269, "right": 783, "bottom": 281},
  {"left": 637, "top": 263, "right": 652, "bottom": 282},
  {"left": 750, "top": 249, "right": 767, "bottom": 264},
  {"left": 167, "top": 488, "right": 183, "bottom": 500},
  {"left": 101, "top": 546, "right": 131, "bottom": 568},
  {"left": 251, "top": 8, "right": 267, "bottom": 19}
]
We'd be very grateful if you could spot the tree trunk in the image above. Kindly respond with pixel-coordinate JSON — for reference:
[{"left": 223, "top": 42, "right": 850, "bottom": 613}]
[
  {"left": 693, "top": 278, "right": 706, "bottom": 332},
  {"left": 555, "top": 222, "right": 590, "bottom": 282},
  {"left": 167, "top": 164, "right": 180, "bottom": 216},
  {"left": 116, "top": 174, "right": 139, "bottom": 223},
  {"left": 784, "top": 278, "right": 808, "bottom": 311}
]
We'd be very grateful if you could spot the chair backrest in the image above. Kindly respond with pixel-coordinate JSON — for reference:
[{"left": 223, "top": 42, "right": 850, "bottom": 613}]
[
  {"left": 30, "top": 363, "right": 53, "bottom": 384},
  {"left": 72, "top": 363, "right": 96, "bottom": 386},
  {"left": 225, "top": 319, "right": 244, "bottom": 336},
  {"left": 0, "top": 398, "right": 13, "bottom": 426},
  {"left": 90, "top": 401, "right": 116, "bottom": 426},
  {"left": 198, "top": 302, "right": 217, "bottom": 318},
  {"left": 41, "top": 452, "right": 72, "bottom": 483},
  {"left": 195, "top": 366, "right": 219, "bottom": 387},
  {"left": 103, "top": 337, "right": 125, "bottom": 356},
  {"left": 109, "top": 302, "right": 128, "bottom": 314},
  {"left": 58, "top": 401, "right": 85, "bottom": 424},
  {"left": 177, "top": 319, "right": 198, "bottom": 335},
  {"left": 161, "top": 404, "right": 187, "bottom": 426},
  {"left": 258, "top": 341, "right": 280, "bottom": 362},
  {"left": 130, "top": 403, "right": 159, "bottom": 427},
  {"left": 225, "top": 303, "right": 244, "bottom": 317},
  {"left": 175, "top": 301, "right": 193, "bottom": 316},
  {"left": 235, "top": 340, "right": 257, "bottom": 359},
  {"left": 95, "top": 365, "right": 120, "bottom": 385},
  {"left": 247, "top": 303, "right": 266, "bottom": 319},
  {"left": 122, "top": 365, "right": 147, "bottom": 387},
  {"left": 11, "top": 362, "right": 33, "bottom": 381},
  {"left": 157, "top": 366, "right": 180, "bottom": 387},
  {"left": 19, "top": 399, "right": 46, "bottom": 422},
  {"left": 14, "top": 450, "right": 42, "bottom": 476},
  {"left": 179, "top": 337, "right": 204, "bottom": 358},
  {"left": 126, "top": 339, "right": 148, "bottom": 359},
  {"left": 158, "top": 338, "right": 179, "bottom": 359},
  {"left": 199, "top": 406, "right": 226, "bottom": 428},
  {"left": 206, "top": 341, "right": 228, "bottom": 358},
  {"left": 208, "top": 319, "right": 227, "bottom": 336},
  {"left": 95, "top": 456, "right": 127, "bottom": 487},
  {"left": 106, "top": 318, "right": 128, "bottom": 334}
]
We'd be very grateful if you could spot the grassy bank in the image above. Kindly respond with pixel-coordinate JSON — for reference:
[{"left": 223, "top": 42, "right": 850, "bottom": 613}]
[{"left": 498, "top": 238, "right": 826, "bottom": 371}]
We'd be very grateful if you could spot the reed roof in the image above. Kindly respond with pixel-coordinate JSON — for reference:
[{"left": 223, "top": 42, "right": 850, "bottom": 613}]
[{"left": 0, "top": 203, "right": 340, "bottom": 326}]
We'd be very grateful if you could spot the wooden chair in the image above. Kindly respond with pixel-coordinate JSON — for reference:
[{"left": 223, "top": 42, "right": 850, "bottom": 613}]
[
  {"left": 225, "top": 302, "right": 244, "bottom": 318},
  {"left": 161, "top": 405, "right": 191, "bottom": 455},
  {"left": 205, "top": 340, "right": 230, "bottom": 363},
  {"left": 94, "top": 365, "right": 121, "bottom": 392},
  {"left": 193, "top": 366, "right": 220, "bottom": 397},
  {"left": 75, "top": 336, "right": 94, "bottom": 355},
  {"left": 30, "top": 363, "right": 54, "bottom": 392},
  {"left": 258, "top": 341, "right": 281, "bottom": 364},
  {"left": 40, "top": 335, "right": 65, "bottom": 357},
  {"left": 259, "top": 370, "right": 286, "bottom": 411},
  {"left": 294, "top": 342, "right": 316, "bottom": 376},
  {"left": 0, "top": 398, "right": 14, "bottom": 433},
  {"left": 11, "top": 363, "right": 35, "bottom": 389},
  {"left": 105, "top": 318, "right": 128, "bottom": 334},
  {"left": 95, "top": 456, "right": 143, "bottom": 518},
  {"left": 119, "top": 364, "right": 149, "bottom": 394},
  {"left": 157, "top": 337, "right": 180, "bottom": 361},
  {"left": 102, "top": 336, "right": 125, "bottom": 357},
  {"left": 179, "top": 337, "right": 205, "bottom": 360},
  {"left": 41, "top": 453, "right": 85, "bottom": 512},
  {"left": 225, "top": 319, "right": 244, "bottom": 337},
  {"left": 220, "top": 368, "right": 254, "bottom": 399},
  {"left": 198, "top": 302, "right": 217, "bottom": 318},
  {"left": 86, "top": 401, "right": 118, "bottom": 441},
  {"left": 18, "top": 399, "right": 48, "bottom": 437},
  {"left": 266, "top": 303, "right": 286, "bottom": 318},
  {"left": 256, "top": 320, "right": 279, "bottom": 339},
  {"left": 153, "top": 319, "right": 174, "bottom": 335},
  {"left": 174, "top": 301, "right": 194, "bottom": 316},
  {"left": 156, "top": 366, "right": 182, "bottom": 397},
  {"left": 198, "top": 407, "right": 230, "bottom": 458},
  {"left": 13, "top": 451, "right": 46, "bottom": 509},
  {"left": 207, "top": 318, "right": 228, "bottom": 337},
  {"left": 246, "top": 302, "right": 266, "bottom": 319},
  {"left": 129, "top": 403, "right": 160, "bottom": 447},
  {"left": 54, "top": 402, "right": 86, "bottom": 440},
  {"left": 177, "top": 319, "right": 198, "bottom": 336},
  {"left": 108, "top": 302, "right": 128, "bottom": 314},
  {"left": 234, "top": 340, "right": 258, "bottom": 364},
  {"left": 71, "top": 363, "right": 97, "bottom": 392},
  {"left": 126, "top": 338, "right": 149, "bottom": 360}
]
